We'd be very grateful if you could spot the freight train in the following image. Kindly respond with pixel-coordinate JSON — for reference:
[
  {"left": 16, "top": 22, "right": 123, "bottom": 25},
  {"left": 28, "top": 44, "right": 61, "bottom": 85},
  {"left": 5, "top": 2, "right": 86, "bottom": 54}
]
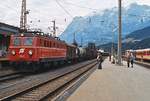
[{"left": 8, "top": 32, "right": 97, "bottom": 71}]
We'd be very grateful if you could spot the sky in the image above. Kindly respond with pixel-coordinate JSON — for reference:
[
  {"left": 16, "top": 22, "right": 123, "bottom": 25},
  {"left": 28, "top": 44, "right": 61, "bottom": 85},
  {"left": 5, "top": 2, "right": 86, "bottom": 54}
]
[{"left": 0, "top": 0, "right": 150, "bottom": 35}]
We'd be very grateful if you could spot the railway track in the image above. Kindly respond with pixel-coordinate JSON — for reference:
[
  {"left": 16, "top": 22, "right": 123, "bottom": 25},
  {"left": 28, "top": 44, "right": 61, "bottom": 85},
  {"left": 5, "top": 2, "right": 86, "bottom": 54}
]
[
  {"left": 0, "top": 73, "right": 24, "bottom": 83},
  {"left": 134, "top": 61, "right": 150, "bottom": 68},
  {"left": 0, "top": 60, "right": 97, "bottom": 101}
]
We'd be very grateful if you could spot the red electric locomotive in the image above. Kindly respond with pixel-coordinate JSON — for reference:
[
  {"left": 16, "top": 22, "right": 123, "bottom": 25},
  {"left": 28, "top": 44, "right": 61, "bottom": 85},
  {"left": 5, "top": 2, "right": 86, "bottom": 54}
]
[{"left": 8, "top": 32, "right": 77, "bottom": 70}]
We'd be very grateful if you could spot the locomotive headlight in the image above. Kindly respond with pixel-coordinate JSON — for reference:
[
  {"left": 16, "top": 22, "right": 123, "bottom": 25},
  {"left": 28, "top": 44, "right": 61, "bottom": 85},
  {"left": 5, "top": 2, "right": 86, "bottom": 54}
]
[
  {"left": 11, "top": 50, "right": 16, "bottom": 55},
  {"left": 28, "top": 50, "right": 33, "bottom": 55}
]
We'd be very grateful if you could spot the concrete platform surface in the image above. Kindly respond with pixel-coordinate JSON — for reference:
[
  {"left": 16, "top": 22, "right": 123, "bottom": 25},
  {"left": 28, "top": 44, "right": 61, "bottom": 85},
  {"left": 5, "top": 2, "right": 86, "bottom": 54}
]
[{"left": 68, "top": 58, "right": 150, "bottom": 101}]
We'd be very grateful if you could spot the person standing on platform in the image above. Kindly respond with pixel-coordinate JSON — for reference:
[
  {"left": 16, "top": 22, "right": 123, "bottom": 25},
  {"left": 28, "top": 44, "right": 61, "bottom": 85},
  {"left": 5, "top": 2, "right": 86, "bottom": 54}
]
[
  {"left": 130, "top": 53, "right": 135, "bottom": 68},
  {"left": 97, "top": 52, "right": 103, "bottom": 69},
  {"left": 126, "top": 52, "right": 131, "bottom": 67},
  {"left": 109, "top": 53, "right": 111, "bottom": 62}
]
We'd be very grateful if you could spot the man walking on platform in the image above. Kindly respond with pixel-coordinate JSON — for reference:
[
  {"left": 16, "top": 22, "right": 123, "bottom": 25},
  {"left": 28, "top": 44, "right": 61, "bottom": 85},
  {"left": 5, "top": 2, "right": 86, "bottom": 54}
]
[
  {"left": 97, "top": 52, "right": 103, "bottom": 69},
  {"left": 130, "top": 53, "right": 135, "bottom": 68}
]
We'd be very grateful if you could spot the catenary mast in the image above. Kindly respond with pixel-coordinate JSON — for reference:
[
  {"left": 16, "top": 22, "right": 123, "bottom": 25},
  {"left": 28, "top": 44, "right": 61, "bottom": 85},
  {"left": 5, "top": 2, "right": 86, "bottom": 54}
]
[{"left": 20, "top": 0, "right": 28, "bottom": 32}]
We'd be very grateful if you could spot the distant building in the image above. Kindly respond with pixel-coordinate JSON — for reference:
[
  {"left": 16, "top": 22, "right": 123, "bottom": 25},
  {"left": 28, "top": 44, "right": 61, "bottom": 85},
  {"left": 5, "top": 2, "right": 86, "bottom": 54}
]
[{"left": 0, "top": 22, "right": 19, "bottom": 57}]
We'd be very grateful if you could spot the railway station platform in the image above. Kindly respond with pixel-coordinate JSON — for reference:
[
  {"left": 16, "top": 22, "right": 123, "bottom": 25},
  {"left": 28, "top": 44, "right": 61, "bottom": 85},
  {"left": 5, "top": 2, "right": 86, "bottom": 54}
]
[{"left": 68, "top": 58, "right": 150, "bottom": 101}]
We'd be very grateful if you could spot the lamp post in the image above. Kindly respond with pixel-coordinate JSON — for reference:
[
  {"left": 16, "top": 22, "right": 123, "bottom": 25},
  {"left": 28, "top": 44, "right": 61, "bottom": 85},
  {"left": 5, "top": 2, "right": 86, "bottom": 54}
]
[
  {"left": 117, "top": 0, "right": 122, "bottom": 65},
  {"left": 111, "top": 23, "right": 116, "bottom": 64},
  {"left": 111, "top": 23, "right": 119, "bottom": 64}
]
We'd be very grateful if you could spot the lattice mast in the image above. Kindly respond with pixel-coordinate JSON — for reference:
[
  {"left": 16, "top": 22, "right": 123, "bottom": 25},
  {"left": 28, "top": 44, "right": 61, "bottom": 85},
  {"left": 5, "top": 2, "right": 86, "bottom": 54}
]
[
  {"left": 52, "top": 20, "right": 56, "bottom": 37},
  {"left": 20, "top": 0, "right": 28, "bottom": 32}
]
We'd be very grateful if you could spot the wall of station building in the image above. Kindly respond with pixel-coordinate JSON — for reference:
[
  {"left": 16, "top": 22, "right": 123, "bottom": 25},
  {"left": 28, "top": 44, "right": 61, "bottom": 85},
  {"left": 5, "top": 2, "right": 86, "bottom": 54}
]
[
  {"left": 0, "top": 23, "right": 19, "bottom": 57},
  {"left": 0, "top": 34, "right": 9, "bottom": 57}
]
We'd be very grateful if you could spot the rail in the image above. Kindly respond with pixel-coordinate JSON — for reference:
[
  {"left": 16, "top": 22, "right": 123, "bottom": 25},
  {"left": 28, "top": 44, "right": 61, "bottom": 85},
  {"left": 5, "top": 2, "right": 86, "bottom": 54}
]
[{"left": 0, "top": 59, "right": 96, "bottom": 101}]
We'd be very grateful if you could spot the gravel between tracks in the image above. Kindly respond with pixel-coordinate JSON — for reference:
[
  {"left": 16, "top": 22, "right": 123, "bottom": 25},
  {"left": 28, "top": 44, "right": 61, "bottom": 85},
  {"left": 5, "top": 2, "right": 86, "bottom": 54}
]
[{"left": 0, "top": 59, "right": 96, "bottom": 100}]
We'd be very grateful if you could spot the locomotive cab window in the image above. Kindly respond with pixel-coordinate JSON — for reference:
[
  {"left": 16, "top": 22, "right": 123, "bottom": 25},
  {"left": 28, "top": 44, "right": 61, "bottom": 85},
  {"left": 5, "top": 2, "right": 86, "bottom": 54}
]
[
  {"left": 24, "top": 38, "right": 33, "bottom": 45},
  {"left": 13, "top": 37, "right": 21, "bottom": 46}
]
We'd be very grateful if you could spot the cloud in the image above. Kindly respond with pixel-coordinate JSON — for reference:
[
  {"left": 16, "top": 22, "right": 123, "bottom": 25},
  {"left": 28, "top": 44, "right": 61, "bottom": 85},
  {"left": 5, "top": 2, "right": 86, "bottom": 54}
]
[{"left": 0, "top": 0, "right": 150, "bottom": 35}]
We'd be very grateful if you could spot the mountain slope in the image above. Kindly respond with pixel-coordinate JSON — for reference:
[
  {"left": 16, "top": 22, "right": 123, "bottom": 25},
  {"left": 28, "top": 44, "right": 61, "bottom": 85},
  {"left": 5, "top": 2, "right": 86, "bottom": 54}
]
[
  {"left": 125, "top": 26, "right": 150, "bottom": 41},
  {"left": 60, "top": 3, "right": 150, "bottom": 46},
  {"left": 98, "top": 27, "right": 150, "bottom": 52}
]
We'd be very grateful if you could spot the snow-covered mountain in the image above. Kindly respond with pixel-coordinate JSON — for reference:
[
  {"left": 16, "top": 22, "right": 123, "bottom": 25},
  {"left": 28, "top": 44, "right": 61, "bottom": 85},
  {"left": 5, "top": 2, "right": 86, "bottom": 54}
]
[{"left": 60, "top": 3, "right": 150, "bottom": 46}]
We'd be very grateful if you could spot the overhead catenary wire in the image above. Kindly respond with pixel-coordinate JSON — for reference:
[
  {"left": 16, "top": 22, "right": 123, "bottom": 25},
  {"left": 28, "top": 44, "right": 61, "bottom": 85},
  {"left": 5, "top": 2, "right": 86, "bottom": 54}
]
[
  {"left": 0, "top": 0, "right": 20, "bottom": 13},
  {"left": 61, "top": 1, "right": 99, "bottom": 11},
  {"left": 55, "top": 0, "right": 73, "bottom": 18},
  {"left": 0, "top": 4, "right": 19, "bottom": 14},
  {"left": 0, "top": 1, "right": 20, "bottom": 24}
]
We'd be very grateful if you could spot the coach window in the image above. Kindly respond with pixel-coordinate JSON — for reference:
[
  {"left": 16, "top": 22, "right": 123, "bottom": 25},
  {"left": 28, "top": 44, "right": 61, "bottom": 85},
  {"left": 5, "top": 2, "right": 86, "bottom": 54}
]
[{"left": 144, "top": 51, "right": 146, "bottom": 55}]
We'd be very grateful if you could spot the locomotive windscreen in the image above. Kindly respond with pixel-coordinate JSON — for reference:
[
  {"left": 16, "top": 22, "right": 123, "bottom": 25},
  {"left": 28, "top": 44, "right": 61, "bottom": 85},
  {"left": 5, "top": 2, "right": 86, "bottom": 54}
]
[
  {"left": 13, "top": 37, "right": 21, "bottom": 46},
  {"left": 24, "top": 38, "right": 33, "bottom": 46},
  {"left": 13, "top": 37, "right": 33, "bottom": 46}
]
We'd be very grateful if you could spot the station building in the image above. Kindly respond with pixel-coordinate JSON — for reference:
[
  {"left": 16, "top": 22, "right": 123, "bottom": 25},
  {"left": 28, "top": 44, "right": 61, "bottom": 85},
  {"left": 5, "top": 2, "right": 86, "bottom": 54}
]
[{"left": 0, "top": 22, "right": 19, "bottom": 57}]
